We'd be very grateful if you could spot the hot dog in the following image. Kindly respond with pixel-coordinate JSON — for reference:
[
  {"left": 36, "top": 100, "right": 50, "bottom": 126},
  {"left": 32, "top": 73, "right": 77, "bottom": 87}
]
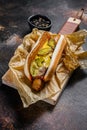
[{"left": 24, "top": 31, "right": 66, "bottom": 91}]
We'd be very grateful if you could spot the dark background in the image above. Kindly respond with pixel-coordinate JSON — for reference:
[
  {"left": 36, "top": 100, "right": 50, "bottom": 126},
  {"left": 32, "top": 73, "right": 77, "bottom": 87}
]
[{"left": 0, "top": 0, "right": 87, "bottom": 130}]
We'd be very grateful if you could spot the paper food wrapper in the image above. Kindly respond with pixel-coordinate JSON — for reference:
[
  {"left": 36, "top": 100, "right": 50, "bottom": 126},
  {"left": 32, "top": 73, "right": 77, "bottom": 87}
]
[{"left": 2, "top": 29, "right": 87, "bottom": 108}]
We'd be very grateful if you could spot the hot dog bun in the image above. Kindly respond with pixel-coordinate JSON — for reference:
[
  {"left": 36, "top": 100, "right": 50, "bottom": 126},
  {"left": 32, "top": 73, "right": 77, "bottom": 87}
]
[
  {"left": 44, "top": 35, "right": 66, "bottom": 81},
  {"left": 24, "top": 32, "right": 51, "bottom": 81},
  {"left": 24, "top": 32, "right": 66, "bottom": 91}
]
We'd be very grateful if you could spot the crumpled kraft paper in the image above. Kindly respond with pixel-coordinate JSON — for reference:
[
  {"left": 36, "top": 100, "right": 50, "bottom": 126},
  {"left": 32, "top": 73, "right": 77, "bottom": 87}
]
[{"left": 8, "top": 29, "right": 87, "bottom": 107}]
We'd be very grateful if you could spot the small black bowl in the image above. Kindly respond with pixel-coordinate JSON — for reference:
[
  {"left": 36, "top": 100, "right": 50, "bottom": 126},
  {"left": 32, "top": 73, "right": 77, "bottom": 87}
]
[{"left": 28, "top": 14, "right": 52, "bottom": 31}]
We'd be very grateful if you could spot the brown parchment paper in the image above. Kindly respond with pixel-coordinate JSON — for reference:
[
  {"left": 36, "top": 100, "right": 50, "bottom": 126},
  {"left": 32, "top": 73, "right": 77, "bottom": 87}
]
[{"left": 8, "top": 29, "right": 87, "bottom": 108}]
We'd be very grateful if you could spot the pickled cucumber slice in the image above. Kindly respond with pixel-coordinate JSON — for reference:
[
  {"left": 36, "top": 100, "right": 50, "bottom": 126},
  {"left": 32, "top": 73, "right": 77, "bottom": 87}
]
[
  {"left": 44, "top": 55, "right": 51, "bottom": 67},
  {"left": 35, "top": 56, "right": 44, "bottom": 67},
  {"left": 30, "top": 61, "right": 39, "bottom": 77},
  {"left": 48, "top": 39, "right": 55, "bottom": 49},
  {"left": 38, "top": 47, "right": 52, "bottom": 56}
]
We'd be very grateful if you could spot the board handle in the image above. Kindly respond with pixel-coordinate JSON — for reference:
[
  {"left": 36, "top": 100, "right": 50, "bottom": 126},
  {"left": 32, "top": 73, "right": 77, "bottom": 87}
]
[{"left": 59, "top": 8, "right": 84, "bottom": 34}]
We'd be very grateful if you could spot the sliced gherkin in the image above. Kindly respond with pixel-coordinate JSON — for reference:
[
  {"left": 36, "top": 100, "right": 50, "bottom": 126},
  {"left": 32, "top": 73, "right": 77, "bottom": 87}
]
[
  {"left": 30, "top": 61, "right": 39, "bottom": 77},
  {"left": 38, "top": 47, "right": 52, "bottom": 56},
  {"left": 35, "top": 56, "right": 44, "bottom": 67},
  {"left": 44, "top": 55, "right": 51, "bottom": 67},
  {"left": 48, "top": 39, "right": 55, "bottom": 49}
]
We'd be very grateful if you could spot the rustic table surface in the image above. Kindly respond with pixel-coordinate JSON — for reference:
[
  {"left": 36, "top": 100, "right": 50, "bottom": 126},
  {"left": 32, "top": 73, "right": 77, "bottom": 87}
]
[{"left": 0, "top": 0, "right": 87, "bottom": 130}]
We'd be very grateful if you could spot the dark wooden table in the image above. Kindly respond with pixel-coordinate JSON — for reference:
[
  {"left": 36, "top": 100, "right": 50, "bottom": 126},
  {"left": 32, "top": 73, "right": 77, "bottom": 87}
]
[{"left": 0, "top": 0, "right": 87, "bottom": 130}]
